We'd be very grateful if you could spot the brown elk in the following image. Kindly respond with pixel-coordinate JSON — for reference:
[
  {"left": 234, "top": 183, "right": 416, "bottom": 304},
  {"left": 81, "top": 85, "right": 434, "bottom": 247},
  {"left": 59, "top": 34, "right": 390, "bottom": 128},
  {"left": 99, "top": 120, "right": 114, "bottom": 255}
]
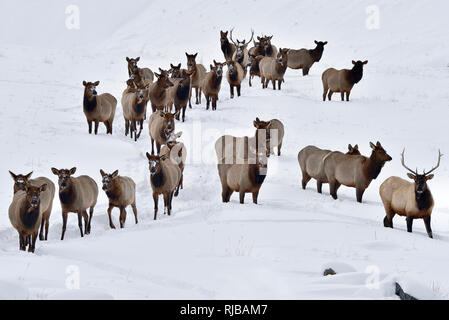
[
  {"left": 82, "top": 81, "right": 117, "bottom": 135},
  {"left": 322, "top": 60, "right": 368, "bottom": 101},
  {"left": 226, "top": 60, "right": 245, "bottom": 99},
  {"left": 186, "top": 53, "right": 207, "bottom": 107},
  {"left": 247, "top": 54, "right": 264, "bottom": 87},
  {"left": 160, "top": 132, "right": 186, "bottom": 197},
  {"left": 100, "top": 170, "right": 138, "bottom": 229},
  {"left": 287, "top": 40, "right": 328, "bottom": 76},
  {"left": 146, "top": 152, "right": 181, "bottom": 220},
  {"left": 149, "top": 110, "right": 178, "bottom": 155},
  {"left": 169, "top": 63, "right": 189, "bottom": 79},
  {"left": 379, "top": 150, "right": 442, "bottom": 238},
  {"left": 260, "top": 35, "right": 278, "bottom": 58},
  {"left": 201, "top": 61, "right": 225, "bottom": 111},
  {"left": 51, "top": 168, "right": 98, "bottom": 240},
  {"left": 230, "top": 29, "right": 254, "bottom": 74},
  {"left": 8, "top": 182, "right": 55, "bottom": 253},
  {"left": 248, "top": 39, "right": 265, "bottom": 57},
  {"left": 167, "top": 70, "right": 193, "bottom": 122},
  {"left": 9, "top": 171, "right": 55, "bottom": 241},
  {"left": 220, "top": 30, "right": 236, "bottom": 61},
  {"left": 298, "top": 144, "right": 361, "bottom": 194},
  {"left": 323, "top": 142, "right": 392, "bottom": 202},
  {"left": 253, "top": 118, "right": 285, "bottom": 157},
  {"left": 259, "top": 48, "right": 289, "bottom": 90},
  {"left": 126, "top": 57, "right": 154, "bottom": 83},
  {"left": 148, "top": 70, "right": 174, "bottom": 113},
  {"left": 122, "top": 82, "right": 150, "bottom": 141}
]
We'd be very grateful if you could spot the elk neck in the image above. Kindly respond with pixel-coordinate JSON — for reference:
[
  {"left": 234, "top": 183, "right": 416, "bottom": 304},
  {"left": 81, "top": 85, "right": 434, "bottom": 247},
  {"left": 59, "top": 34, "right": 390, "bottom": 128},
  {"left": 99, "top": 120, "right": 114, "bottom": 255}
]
[{"left": 83, "top": 93, "right": 97, "bottom": 112}]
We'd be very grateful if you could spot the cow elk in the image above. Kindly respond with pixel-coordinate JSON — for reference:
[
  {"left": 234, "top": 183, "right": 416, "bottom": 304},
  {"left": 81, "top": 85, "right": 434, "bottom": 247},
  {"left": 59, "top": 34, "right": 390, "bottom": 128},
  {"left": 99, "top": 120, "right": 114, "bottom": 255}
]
[
  {"left": 287, "top": 40, "right": 327, "bottom": 76},
  {"left": 149, "top": 110, "right": 177, "bottom": 155},
  {"left": 100, "top": 170, "right": 138, "bottom": 229},
  {"left": 146, "top": 153, "right": 181, "bottom": 220},
  {"left": 226, "top": 60, "right": 244, "bottom": 99},
  {"left": 52, "top": 167, "right": 98, "bottom": 240},
  {"left": 82, "top": 81, "right": 117, "bottom": 135},
  {"left": 323, "top": 142, "right": 392, "bottom": 202},
  {"left": 260, "top": 35, "right": 278, "bottom": 58},
  {"left": 259, "top": 48, "right": 289, "bottom": 90},
  {"left": 167, "top": 70, "right": 193, "bottom": 122},
  {"left": 186, "top": 53, "right": 207, "bottom": 106},
  {"left": 149, "top": 70, "right": 174, "bottom": 113},
  {"left": 160, "top": 131, "right": 186, "bottom": 197},
  {"left": 379, "top": 150, "right": 442, "bottom": 238},
  {"left": 8, "top": 181, "right": 55, "bottom": 253},
  {"left": 220, "top": 30, "right": 236, "bottom": 61},
  {"left": 247, "top": 54, "right": 264, "bottom": 87},
  {"left": 201, "top": 61, "right": 225, "bottom": 111},
  {"left": 126, "top": 57, "right": 154, "bottom": 83},
  {"left": 322, "top": 60, "right": 368, "bottom": 101},
  {"left": 122, "top": 82, "right": 150, "bottom": 141},
  {"left": 253, "top": 117, "right": 285, "bottom": 157}
]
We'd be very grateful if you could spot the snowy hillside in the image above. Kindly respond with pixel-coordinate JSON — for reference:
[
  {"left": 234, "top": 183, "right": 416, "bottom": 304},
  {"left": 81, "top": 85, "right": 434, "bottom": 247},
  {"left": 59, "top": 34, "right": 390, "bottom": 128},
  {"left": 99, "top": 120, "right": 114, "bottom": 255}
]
[{"left": 0, "top": 0, "right": 449, "bottom": 299}]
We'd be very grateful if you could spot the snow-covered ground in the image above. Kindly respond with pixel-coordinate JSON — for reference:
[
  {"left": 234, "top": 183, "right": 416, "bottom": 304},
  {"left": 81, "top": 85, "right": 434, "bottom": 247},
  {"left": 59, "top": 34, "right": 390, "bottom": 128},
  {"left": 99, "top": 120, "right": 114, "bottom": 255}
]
[{"left": 0, "top": 0, "right": 449, "bottom": 299}]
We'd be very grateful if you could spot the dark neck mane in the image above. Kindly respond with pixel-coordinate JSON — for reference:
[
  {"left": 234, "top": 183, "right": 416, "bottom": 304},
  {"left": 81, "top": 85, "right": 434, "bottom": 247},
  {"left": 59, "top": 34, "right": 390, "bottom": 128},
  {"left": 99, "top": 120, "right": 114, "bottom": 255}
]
[
  {"left": 21, "top": 204, "right": 40, "bottom": 229},
  {"left": 83, "top": 94, "right": 97, "bottom": 112},
  {"left": 151, "top": 169, "right": 164, "bottom": 188},
  {"left": 348, "top": 64, "right": 363, "bottom": 84},
  {"left": 416, "top": 189, "right": 432, "bottom": 211},
  {"left": 365, "top": 153, "right": 384, "bottom": 180},
  {"left": 59, "top": 183, "right": 75, "bottom": 205},
  {"left": 309, "top": 46, "right": 324, "bottom": 62}
]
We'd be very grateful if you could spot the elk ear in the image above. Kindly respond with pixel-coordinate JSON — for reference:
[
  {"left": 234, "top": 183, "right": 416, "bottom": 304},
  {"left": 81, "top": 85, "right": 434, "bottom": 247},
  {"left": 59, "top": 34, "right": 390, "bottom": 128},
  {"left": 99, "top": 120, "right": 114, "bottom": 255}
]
[
  {"left": 170, "top": 63, "right": 174, "bottom": 68},
  {"left": 194, "top": 53, "right": 198, "bottom": 58},
  {"left": 426, "top": 174, "right": 434, "bottom": 181},
  {"left": 126, "top": 57, "right": 130, "bottom": 62},
  {"left": 376, "top": 141, "right": 382, "bottom": 147},
  {"left": 159, "top": 68, "right": 164, "bottom": 73},
  {"left": 407, "top": 173, "right": 416, "bottom": 180},
  {"left": 323, "top": 41, "right": 328, "bottom": 45},
  {"left": 363, "top": 60, "right": 368, "bottom": 65},
  {"left": 257, "top": 36, "right": 261, "bottom": 41},
  {"left": 9, "top": 171, "right": 17, "bottom": 180},
  {"left": 155, "top": 73, "right": 160, "bottom": 79},
  {"left": 40, "top": 184, "right": 47, "bottom": 192},
  {"left": 185, "top": 52, "right": 189, "bottom": 57},
  {"left": 253, "top": 121, "right": 258, "bottom": 128},
  {"left": 136, "top": 57, "right": 140, "bottom": 62},
  {"left": 370, "top": 142, "right": 376, "bottom": 150},
  {"left": 354, "top": 144, "right": 359, "bottom": 150},
  {"left": 100, "top": 169, "right": 106, "bottom": 177},
  {"left": 177, "top": 63, "right": 181, "bottom": 68},
  {"left": 352, "top": 60, "right": 356, "bottom": 65},
  {"left": 315, "top": 40, "right": 318, "bottom": 44},
  {"left": 82, "top": 81, "right": 87, "bottom": 86},
  {"left": 210, "top": 64, "right": 214, "bottom": 70},
  {"left": 69, "top": 167, "right": 77, "bottom": 175},
  {"left": 25, "top": 172, "right": 33, "bottom": 180},
  {"left": 94, "top": 81, "right": 100, "bottom": 86},
  {"left": 348, "top": 144, "right": 353, "bottom": 150},
  {"left": 51, "top": 168, "right": 59, "bottom": 176},
  {"left": 111, "top": 170, "right": 119, "bottom": 178},
  {"left": 146, "top": 152, "right": 151, "bottom": 160}
]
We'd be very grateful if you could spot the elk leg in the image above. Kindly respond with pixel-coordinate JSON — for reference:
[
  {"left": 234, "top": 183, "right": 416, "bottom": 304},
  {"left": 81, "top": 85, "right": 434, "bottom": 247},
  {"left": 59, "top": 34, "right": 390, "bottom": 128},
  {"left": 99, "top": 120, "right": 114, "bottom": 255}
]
[
  {"left": 44, "top": 216, "right": 50, "bottom": 241},
  {"left": 328, "top": 90, "right": 333, "bottom": 101},
  {"left": 119, "top": 207, "right": 127, "bottom": 229},
  {"left": 131, "top": 203, "right": 138, "bottom": 224},
  {"left": 341, "top": 92, "right": 345, "bottom": 101},
  {"left": 249, "top": 75, "right": 252, "bottom": 87},
  {"left": 88, "top": 206, "right": 94, "bottom": 233},
  {"left": 222, "top": 186, "right": 230, "bottom": 203},
  {"left": 346, "top": 91, "right": 351, "bottom": 101},
  {"left": 212, "top": 97, "right": 217, "bottom": 110},
  {"left": 317, "top": 180, "right": 323, "bottom": 194},
  {"left": 39, "top": 217, "right": 45, "bottom": 241},
  {"left": 272, "top": 80, "right": 276, "bottom": 90},
  {"left": 237, "top": 85, "right": 241, "bottom": 97},
  {"left": 303, "top": 67, "right": 310, "bottom": 76},
  {"left": 156, "top": 142, "right": 161, "bottom": 155},
  {"left": 163, "top": 193, "right": 168, "bottom": 215},
  {"left": 329, "top": 180, "right": 340, "bottom": 200},
  {"left": 278, "top": 141, "right": 282, "bottom": 156},
  {"left": 82, "top": 210, "right": 89, "bottom": 235},
  {"left": 265, "top": 78, "right": 269, "bottom": 89},
  {"left": 195, "top": 88, "right": 199, "bottom": 104},
  {"left": 278, "top": 80, "right": 282, "bottom": 90},
  {"left": 406, "top": 216, "right": 414, "bottom": 233},
  {"left": 61, "top": 211, "right": 68, "bottom": 240},
  {"left": 252, "top": 191, "right": 259, "bottom": 204},
  {"left": 188, "top": 87, "right": 192, "bottom": 108},
  {"left": 424, "top": 216, "right": 433, "bottom": 239},
  {"left": 383, "top": 214, "right": 394, "bottom": 228},
  {"left": 125, "top": 120, "right": 129, "bottom": 136},
  {"left": 28, "top": 232, "right": 38, "bottom": 253},
  {"left": 19, "top": 233, "right": 26, "bottom": 251},
  {"left": 88, "top": 120, "right": 92, "bottom": 134},
  {"left": 153, "top": 193, "right": 159, "bottom": 220},
  {"left": 322, "top": 86, "right": 329, "bottom": 101},
  {"left": 107, "top": 204, "right": 115, "bottom": 229},
  {"left": 168, "top": 191, "right": 174, "bottom": 216},
  {"left": 239, "top": 191, "right": 245, "bottom": 204},
  {"left": 230, "top": 85, "right": 234, "bottom": 99},
  {"left": 133, "top": 121, "right": 138, "bottom": 142},
  {"left": 151, "top": 138, "right": 155, "bottom": 155},
  {"left": 182, "top": 106, "right": 186, "bottom": 122},
  {"left": 94, "top": 121, "right": 99, "bottom": 135},
  {"left": 301, "top": 171, "right": 311, "bottom": 190},
  {"left": 356, "top": 188, "right": 365, "bottom": 203},
  {"left": 77, "top": 210, "right": 84, "bottom": 238},
  {"left": 206, "top": 96, "right": 210, "bottom": 110}
]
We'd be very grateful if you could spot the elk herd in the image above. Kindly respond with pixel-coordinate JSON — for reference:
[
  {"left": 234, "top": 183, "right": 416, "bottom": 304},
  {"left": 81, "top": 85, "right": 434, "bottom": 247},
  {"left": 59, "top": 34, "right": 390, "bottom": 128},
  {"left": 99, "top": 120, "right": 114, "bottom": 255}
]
[{"left": 6, "top": 28, "right": 443, "bottom": 254}]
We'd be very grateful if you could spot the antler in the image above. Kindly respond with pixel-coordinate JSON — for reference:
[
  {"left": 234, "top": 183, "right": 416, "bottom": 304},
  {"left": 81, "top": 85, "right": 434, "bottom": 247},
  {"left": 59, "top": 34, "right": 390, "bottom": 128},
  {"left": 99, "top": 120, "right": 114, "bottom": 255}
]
[
  {"left": 247, "top": 29, "right": 254, "bottom": 44},
  {"left": 401, "top": 149, "right": 417, "bottom": 175},
  {"left": 423, "top": 150, "right": 443, "bottom": 176},
  {"left": 229, "top": 28, "right": 237, "bottom": 46}
]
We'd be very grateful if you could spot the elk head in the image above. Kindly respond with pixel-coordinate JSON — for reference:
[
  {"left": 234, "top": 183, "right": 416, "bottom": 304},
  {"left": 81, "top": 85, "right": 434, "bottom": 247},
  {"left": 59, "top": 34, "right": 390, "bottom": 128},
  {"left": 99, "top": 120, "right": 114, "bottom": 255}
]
[
  {"left": 311, "top": 40, "right": 328, "bottom": 62},
  {"left": 82, "top": 81, "right": 100, "bottom": 98},
  {"left": 25, "top": 184, "right": 47, "bottom": 209},
  {"left": 160, "top": 111, "right": 179, "bottom": 137},
  {"left": 350, "top": 60, "right": 368, "bottom": 84},
  {"left": 167, "top": 131, "right": 183, "bottom": 148},
  {"left": 185, "top": 52, "right": 198, "bottom": 71},
  {"left": 146, "top": 153, "right": 168, "bottom": 175},
  {"left": 253, "top": 117, "right": 272, "bottom": 157},
  {"left": 210, "top": 60, "right": 224, "bottom": 77},
  {"left": 126, "top": 57, "right": 140, "bottom": 73},
  {"left": 100, "top": 169, "right": 119, "bottom": 192},
  {"left": 9, "top": 171, "right": 33, "bottom": 193},
  {"left": 347, "top": 144, "right": 360, "bottom": 155},
  {"left": 154, "top": 72, "right": 174, "bottom": 89},
  {"left": 169, "top": 63, "right": 182, "bottom": 78},
  {"left": 401, "top": 149, "right": 442, "bottom": 201},
  {"left": 230, "top": 29, "right": 254, "bottom": 60},
  {"left": 277, "top": 48, "right": 289, "bottom": 66},
  {"left": 262, "top": 35, "right": 273, "bottom": 51},
  {"left": 220, "top": 31, "right": 230, "bottom": 45},
  {"left": 51, "top": 167, "right": 77, "bottom": 191}
]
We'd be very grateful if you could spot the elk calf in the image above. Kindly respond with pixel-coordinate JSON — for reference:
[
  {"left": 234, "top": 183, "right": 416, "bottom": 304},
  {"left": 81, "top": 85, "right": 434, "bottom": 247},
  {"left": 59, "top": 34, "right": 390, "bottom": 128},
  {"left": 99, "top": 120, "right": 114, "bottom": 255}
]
[
  {"left": 323, "top": 142, "right": 391, "bottom": 202},
  {"left": 52, "top": 168, "right": 98, "bottom": 240},
  {"left": 298, "top": 144, "right": 361, "bottom": 193},
  {"left": 149, "top": 110, "right": 177, "bottom": 155},
  {"left": 218, "top": 152, "right": 268, "bottom": 204},
  {"left": 201, "top": 61, "right": 225, "bottom": 111},
  {"left": 259, "top": 49, "right": 289, "bottom": 90},
  {"left": 253, "top": 118, "right": 285, "bottom": 157},
  {"left": 186, "top": 53, "right": 207, "bottom": 106},
  {"left": 226, "top": 60, "right": 245, "bottom": 99},
  {"left": 322, "top": 60, "right": 368, "bottom": 101},
  {"left": 146, "top": 153, "right": 181, "bottom": 220},
  {"left": 8, "top": 182, "right": 55, "bottom": 253},
  {"left": 9, "top": 171, "right": 55, "bottom": 241},
  {"left": 287, "top": 40, "right": 327, "bottom": 76},
  {"left": 82, "top": 81, "right": 117, "bottom": 135},
  {"left": 100, "top": 170, "right": 138, "bottom": 229},
  {"left": 160, "top": 132, "right": 186, "bottom": 197},
  {"left": 122, "top": 83, "right": 150, "bottom": 141},
  {"left": 380, "top": 150, "right": 442, "bottom": 238}
]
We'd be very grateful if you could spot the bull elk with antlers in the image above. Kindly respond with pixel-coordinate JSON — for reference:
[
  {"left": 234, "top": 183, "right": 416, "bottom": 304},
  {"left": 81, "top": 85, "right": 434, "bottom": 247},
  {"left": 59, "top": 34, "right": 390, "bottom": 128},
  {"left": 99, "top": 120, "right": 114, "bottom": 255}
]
[
  {"left": 230, "top": 28, "right": 254, "bottom": 76},
  {"left": 379, "top": 150, "right": 442, "bottom": 238}
]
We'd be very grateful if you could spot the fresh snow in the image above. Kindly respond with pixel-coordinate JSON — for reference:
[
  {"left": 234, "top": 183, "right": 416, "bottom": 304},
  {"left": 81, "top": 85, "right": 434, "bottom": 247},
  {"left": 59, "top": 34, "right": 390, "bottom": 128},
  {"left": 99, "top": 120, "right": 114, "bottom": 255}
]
[{"left": 0, "top": 0, "right": 448, "bottom": 300}]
